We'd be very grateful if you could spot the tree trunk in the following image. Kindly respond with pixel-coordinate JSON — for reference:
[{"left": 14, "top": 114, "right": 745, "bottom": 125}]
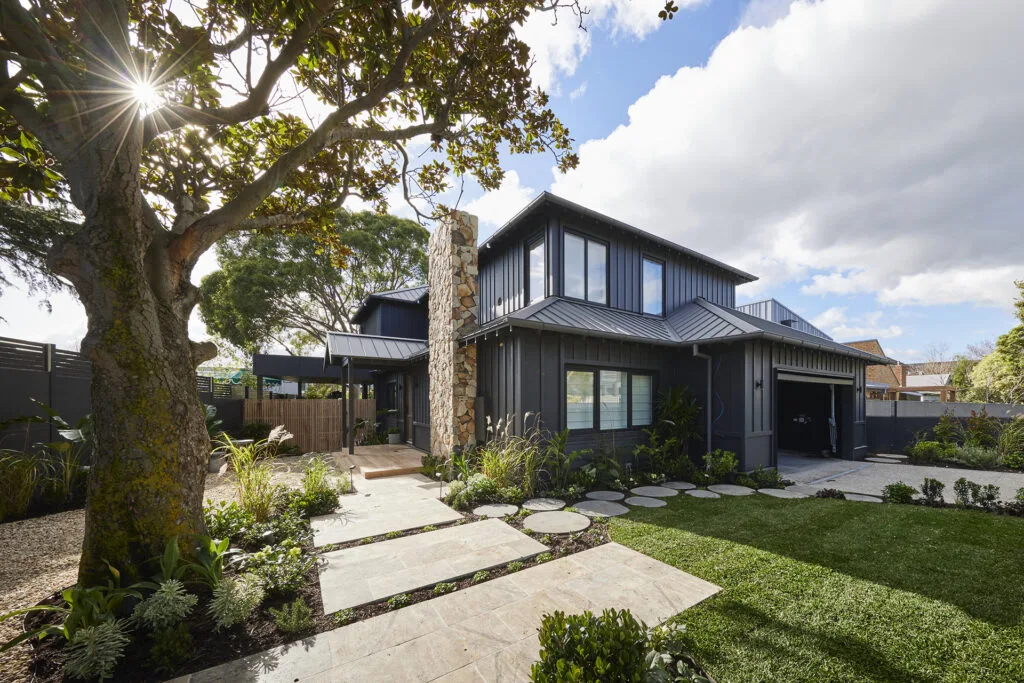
[{"left": 66, "top": 194, "right": 212, "bottom": 586}]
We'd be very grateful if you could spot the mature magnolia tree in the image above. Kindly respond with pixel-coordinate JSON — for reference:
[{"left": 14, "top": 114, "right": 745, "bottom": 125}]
[
  {"left": 199, "top": 210, "right": 429, "bottom": 354},
  {"left": 0, "top": 0, "right": 677, "bottom": 583}
]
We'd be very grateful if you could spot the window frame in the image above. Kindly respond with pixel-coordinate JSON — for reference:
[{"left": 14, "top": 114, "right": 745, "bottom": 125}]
[
  {"left": 562, "top": 229, "right": 609, "bottom": 306},
  {"left": 641, "top": 255, "right": 665, "bottom": 317},
  {"left": 564, "top": 366, "right": 657, "bottom": 433},
  {"left": 526, "top": 234, "right": 547, "bottom": 305}
]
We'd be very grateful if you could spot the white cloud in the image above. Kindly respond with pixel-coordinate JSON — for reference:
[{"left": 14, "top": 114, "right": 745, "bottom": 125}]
[
  {"left": 811, "top": 307, "right": 902, "bottom": 340},
  {"left": 569, "top": 82, "right": 588, "bottom": 101},
  {"left": 740, "top": 0, "right": 798, "bottom": 28},
  {"left": 462, "top": 171, "right": 537, "bottom": 238},
  {"left": 551, "top": 0, "right": 1024, "bottom": 311}
]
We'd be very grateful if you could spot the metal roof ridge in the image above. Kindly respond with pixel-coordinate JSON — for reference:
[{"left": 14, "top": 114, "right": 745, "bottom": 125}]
[
  {"left": 326, "top": 331, "right": 429, "bottom": 344},
  {"left": 692, "top": 298, "right": 760, "bottom": 335}
]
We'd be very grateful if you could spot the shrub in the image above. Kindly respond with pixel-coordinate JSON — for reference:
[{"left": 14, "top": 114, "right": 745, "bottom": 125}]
[
  {"left": 283, "top": 486, "right": 340, "bottom": 519},
  {"left": 220, "top": 436, "right": 278, "bottom": 521},
  {"left": 963, "top": 409, "right": 999, "bottom": 448},
  {"left": 433, "top": 582, "right": 456, "bottom": 596},
  {"left": 269, "top": 597, "right": 314, "bottom": 634},
  {"left": 951, "top": 445, "right": 999, "bottom": 469},
  {"left": 905, "top": 440, "right": 956, "bottom": 463},
  {"left": 933, "top": 412, "right": 959, "bottom": 444},
  {"left": 536, "top": 552, "right": 553, "bottom": 564},
  {"left": 921, "top": 478, "right": 945, "bottom": 505},
  {"left": 750, "top": 465, "right": 784, "bottom": 489},
  {"left": 998, "top": 418, "right": 1024, "bottom": 469},
  {"left": 477, "top": 423, "right": 543, "bottom": 496},
  {"left": 203, "top": 500, "right": 255, "bottom": 544},
  {"left": 64, "top": 620, "right": 131, "bottom": 681},
  {"left": 702, "top": 450, "right": 738, "bottom": 484},
  {"left": 243, "top": 542, "right": 314, "bottom": 596},
  {"left": 0, "top": 451, "right": 42, "bottom": 522},
  {"left": 953, "top": 477, "right": 1000, "bottom": 510},
  {"left": 882, "top": 482, "right": 917, "bottom": 505},
  {"left": 497, "top": 485, "right": 525, "bottom": 504},
  {"left": 333, "top": 608, "right": 355, "bottom": 626},
  {"left": 385, "top": 530, "right": 402, "bottom": 539},
  {"left": 471, "top": 570, "right": 489, "bottom": 584},
  {"left": 132, "top": 579, "right": 197, "bottom": 631},
  {"left": 209, "top": 574, "right": 265, "bottom": 631},
  {"left": 734, "top": 475, "right": 758, "bottom": 489},
  {"left": 147, "top": 623, "right": 193, "bottom": 677},
  {"left": 815, "top": 488, "right": 846, "bottom": 500},
  {"left": 445, "top": 473, "right": 498, "bottom": 510},
  {"left": 506, "top": 560, "right": 524, "bottom": 573},
  {"left": 531, "top": 609, "right": 649, "bottom": 682},
  {"left": 1016, "top": 487, "right": 1024, "bottom": 503},
  {"left": 387, "top": 593, "right": 411, "bottom": 610}
]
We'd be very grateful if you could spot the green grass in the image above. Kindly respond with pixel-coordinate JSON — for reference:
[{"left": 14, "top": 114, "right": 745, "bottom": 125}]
[{"left": 611, "top": 495, "right": 1024, "bottom": 682}]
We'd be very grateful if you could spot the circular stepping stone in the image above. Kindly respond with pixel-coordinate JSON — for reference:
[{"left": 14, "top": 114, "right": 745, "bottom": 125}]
[
  {"left": 707, "top": 484, "right": 755, "bottom": 496},
  {"left": 629, "top": 486, "right": 678, "bottom": 498},
  {"left": 865, "top": 457, "right": 902, "bottom": 464},
  {"left": 845, "top": 493, "right": 883, "bottom": 503},
  {"left": 523, "top": 510, "right": 590, "bottom": 533},
  {"left": 473, "top": 503, "right": 519, "bottom": 517},
  {"left": 758, "top": 488, "right": 807, "bottom": 499},
  {"left": 685, "top": 489, "right": 721, "bottom": 499},
  {"left": 624, "top": 496, "right": 666, "bottom": 508},
  {"left": 575, "top": 500, "right": 630, "bottom": 517},
  {"left": 523, "top": 497, "right": 566, "bottom": 512},
  {"left": 585, "top": 490, "right": 626, "bottom": 501},
  {"left": 663, "top": 481, "right": 696, "bottom": 490},
  {"left": 876, "top": 453, "right": 908, "bottom": 460}
]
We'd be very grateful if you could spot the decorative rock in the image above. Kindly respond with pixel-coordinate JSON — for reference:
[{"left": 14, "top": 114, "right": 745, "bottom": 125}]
[
  {"left": 522, "top": 511, "right": 591, "bottom": 534},
  {"left": 629, "top": 486, "right": 678, "bottom": 498},
  {"left": 757, "top": 488, "right": 807, "bottom": 499},
  {"left": 663, "top": 481, "right": 696, "bottom": 490},
  {"left": 685, "top": 489, "right": 721, "bottom": 499},
  {"left": 575, "top": 500, "right": 631, "bottom": 518},
  {"left": 472, "top": 503, "right": 519, "bottom": 518},
  {"left": 585, "top": 490, "right": 626, "bottom": 501},
  {"left": 865, "top": 457, "right": 902, "bottom": 464},
  {"left": 844, "top": 493, "right": 883, "bottom": 503},
  {"left": 624, "top": 496, "right": 667, "bottom": 508},
  {"left": 523, "top": 497, "right": 566, "bottom": 512},
  {"left": 707, "top": 484, "right": 756, "bottom": 496}
]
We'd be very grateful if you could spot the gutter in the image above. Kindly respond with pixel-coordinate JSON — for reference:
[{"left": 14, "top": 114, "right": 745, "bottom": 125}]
[{"left": 692, "top": 344, "right": 713, "bottom": 453}]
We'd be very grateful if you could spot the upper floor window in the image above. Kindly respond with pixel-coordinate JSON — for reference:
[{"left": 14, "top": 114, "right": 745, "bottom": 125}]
[
  {"left": 642, "top": 257, "right": 664, "bottom": 316},
  {"left": 527, "top": 237, "right": 545, "bottom": 304},
  {"left": 564, "top": 232, "right": 608, "bottom": 304}
]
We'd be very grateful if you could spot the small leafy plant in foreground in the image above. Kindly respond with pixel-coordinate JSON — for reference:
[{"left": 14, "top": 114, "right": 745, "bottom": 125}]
[
  {"left": 471, "top": 570, "right": 490, "bottom": 584},
  {"left": 506, "top": 561, "right": 524, "bottom": 573},
  {"left": 209, "top": 574, "right": 265, "bottom": 631},
  {"left": 882, "top": 482, "right": 917, "bottom": 505},
  {"left": 333, "top": 608, "right": 355, "bottom": 626},
  {"left": 270, "top": 597, "right": 314, "bottom": 634},
  {"left": 815, "top": 488, "right": 846, "bottom": 500},
  {"left": 433, "top": 582, "right": 456, "bottom": 596},
  {"left": 388, "top": 593, "right": 411, "bottom": 610}
]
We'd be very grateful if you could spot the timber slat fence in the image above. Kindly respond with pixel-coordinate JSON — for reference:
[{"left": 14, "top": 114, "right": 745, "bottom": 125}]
[{"left": 243, "top": 398, "right": 376, "bottom": 453}]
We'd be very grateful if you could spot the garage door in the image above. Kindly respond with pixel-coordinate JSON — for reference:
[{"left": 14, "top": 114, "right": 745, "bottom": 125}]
[{"left": 777, "top": 372, "right": 852, "bottom": 385}]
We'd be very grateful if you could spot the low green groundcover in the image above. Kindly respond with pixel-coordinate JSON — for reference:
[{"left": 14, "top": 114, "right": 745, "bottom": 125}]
[{"left": 611, "top": 495, "right": 1024, "bottom": 682}]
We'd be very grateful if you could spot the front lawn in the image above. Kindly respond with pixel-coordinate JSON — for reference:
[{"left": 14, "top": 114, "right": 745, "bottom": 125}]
[{"left": 611, "top": 495, "right": 1024, "bottom": 682}]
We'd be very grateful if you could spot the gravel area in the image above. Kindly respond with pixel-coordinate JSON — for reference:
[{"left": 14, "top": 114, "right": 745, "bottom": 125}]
[{"left": 0, "top": 454, "right": 341, "bottom": 682}]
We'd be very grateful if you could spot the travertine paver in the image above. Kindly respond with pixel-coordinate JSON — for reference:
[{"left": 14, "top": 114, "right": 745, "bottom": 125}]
[
  {"left": 629, "top": 485, "right": 678, "bottom": 498},
  {"left": 185, "top": 543, "right": 721, "bottom": 683},
  {"left": 625, "top": 496, "right": 666, "bottom": 508},
  {"left": 685, "top": 489, "right": 720, "bottom": 499},
  {"left": 522, "top": 511, "right": 590, "bottom": 534},
  {"left": 707, "top": 484, "right": 755, "bottom": 496},
  {"left": 473, "top": 503, "right": 519, "bottom": 518},
  {"left": 312, "top": 474, "right": 463, "bottom": 546},
  {"left": 585, "top": 490, "right": 626, "bottom": 501},
  {"left": 758, "top": 488, "right": 807, "bottom": 499},
  {"left": 319, "top": 519, "right": 546, "bottom": 613},
  {"left": 522, "top": 497, "right": 566, "bottom": 511},
  {"left": 663, "top": 481, "right": 696, "bottom": 490},
  {"left": 575, "top": 500, "right": 630, "bottom": 517}
]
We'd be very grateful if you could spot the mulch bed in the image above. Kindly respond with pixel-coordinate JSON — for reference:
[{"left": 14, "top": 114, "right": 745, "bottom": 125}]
[{"left": 24, "top": 502, "right": 611, "bottom": 682}]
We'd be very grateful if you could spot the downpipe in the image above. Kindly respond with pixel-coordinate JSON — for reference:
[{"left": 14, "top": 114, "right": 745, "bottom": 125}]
[{"left": 692, "top": 344, "right": 712, "bottom": 453}]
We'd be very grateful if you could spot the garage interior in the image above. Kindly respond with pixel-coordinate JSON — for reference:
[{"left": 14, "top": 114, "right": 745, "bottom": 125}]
[{"left": 776, "top": 373, "right": 853, "bottom": 458}]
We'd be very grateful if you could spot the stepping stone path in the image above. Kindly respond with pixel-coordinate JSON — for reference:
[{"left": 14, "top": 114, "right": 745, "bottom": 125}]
[
  {"left": 575, "top": 500, "right": 630, "bottom": 517},
  {"left": 685, "top": 489, "right": 721, "bottom": 499},
  {"left": 586, "top": 490, "right": 626, "bottom": 501},
  {"left": 523, "top": 497, "right": 566, "bottom": 512},
  {"left": 663, "top": 481, "right": 696, "bottom": 490},
  {"left": 625, "top": 496, "right": 666, "bottom": 508},
  {"left": 523, "top": 510, "right": 590, "bottom": 533},
  {"left": 473, "top": 503, "right": 520, "bottom": 518},
  {"left": 758, "top": 488, "right": 807, "bottom": 499},
  {"left": 629, "top": 485, "right": 679, "bottom": 498},
  {"left": 876, "top": 453, "right": 908, "bottom": 460},
  {"left": 845, "top": 493, "right": 883, "bottom": 503},
  {"left": 865, "top": 456, "right": 903, "bottom": 464},
  {"left": 707, "top": 484, "right": 756, "bottom": 496}
]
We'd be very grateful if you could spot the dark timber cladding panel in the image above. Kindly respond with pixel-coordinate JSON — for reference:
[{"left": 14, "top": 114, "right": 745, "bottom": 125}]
[{"left": 476, "top": 334, "right": 520, "bottom": 433}]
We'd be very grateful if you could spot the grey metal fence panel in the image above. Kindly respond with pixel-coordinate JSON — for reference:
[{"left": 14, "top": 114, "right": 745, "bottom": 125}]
[{"left": 865, "top": 400, "right": 1024, "bottom": 453}]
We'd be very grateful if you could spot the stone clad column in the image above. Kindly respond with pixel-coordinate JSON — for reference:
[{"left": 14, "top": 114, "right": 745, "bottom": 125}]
[{"left": 428, "top": 210, "right": 479, "bottom": 457}]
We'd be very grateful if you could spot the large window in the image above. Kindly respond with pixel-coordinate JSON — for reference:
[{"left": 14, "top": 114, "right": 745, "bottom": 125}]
[
  {"left": 642, "top": 257, "right": 664, "bottom": 316},
  {"left": 565, "top": 369, "right": 654, "bottom": 431},
  {"left": 527, "top": 237, "right": 545, "bottom": 304},
  {"left": 563, "top": 232, "right": 608, "bottom": 305}
]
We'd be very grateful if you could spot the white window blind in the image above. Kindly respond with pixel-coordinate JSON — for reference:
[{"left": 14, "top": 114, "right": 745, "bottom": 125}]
[
  {"left": 599, "top": 371, "right": 627, "bottom": 430},
  {"left": 566, "top": 370, "right": 594, "bottom": 429},
  {"left": 631, "top": 374, "right": 653, "bottom": 426}
]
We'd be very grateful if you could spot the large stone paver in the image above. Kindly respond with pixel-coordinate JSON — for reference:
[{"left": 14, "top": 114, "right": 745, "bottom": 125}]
[
  {"left": 320, "top": 519, "right": 547, "bottom": 613},
  {"left": 183, "top": 543, "right": 720, "bottom": 683},
  {"left": 312, "top": 473, "right": 463, "bottom": 546}
]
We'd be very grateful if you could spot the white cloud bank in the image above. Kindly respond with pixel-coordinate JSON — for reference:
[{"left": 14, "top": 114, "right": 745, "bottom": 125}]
[
  {"left": 551, "top": 0, "right": 1024, "bottom": 309},
  {"left": 812, "top": 307, "right": 902, "bottom": 341}
]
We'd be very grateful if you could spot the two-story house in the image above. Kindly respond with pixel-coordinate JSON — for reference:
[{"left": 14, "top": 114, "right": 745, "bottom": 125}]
[{"left": 325, "top": 193, "right": 888, "bottom": 471}]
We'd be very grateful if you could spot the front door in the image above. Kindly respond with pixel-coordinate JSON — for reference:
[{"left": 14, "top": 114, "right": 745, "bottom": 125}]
[{"left": 404, "top": 373, "right": 414, "bottom": 442}]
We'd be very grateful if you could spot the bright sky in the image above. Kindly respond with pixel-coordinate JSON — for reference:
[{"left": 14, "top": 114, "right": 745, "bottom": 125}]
[{"left": 1, "top": 0, "right": 1021, "bottom": 363}]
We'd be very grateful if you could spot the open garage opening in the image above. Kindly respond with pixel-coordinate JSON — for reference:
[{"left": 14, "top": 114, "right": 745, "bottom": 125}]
[{"left": 776, "top": 374, "right": 854, "bottom": 459}]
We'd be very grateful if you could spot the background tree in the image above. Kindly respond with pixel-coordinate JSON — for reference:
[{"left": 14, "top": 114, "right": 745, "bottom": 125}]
[
  {"left": 199, "top": 210, "right": 428, "bottom": 354},
  {"left": 964, "top": 282, "right": 1024, "bottom": 404},
  {"left": 0, "top": 0, "right": 674, "bottom": 584}
]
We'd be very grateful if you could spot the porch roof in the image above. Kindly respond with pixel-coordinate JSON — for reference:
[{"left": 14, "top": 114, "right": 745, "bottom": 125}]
[{"left": 324, "top": 332, "right": 428, "bottom": 367}]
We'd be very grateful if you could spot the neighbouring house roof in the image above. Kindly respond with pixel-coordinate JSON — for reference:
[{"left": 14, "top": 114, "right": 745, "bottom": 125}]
[
  {"left": 904, "top": 361, "right": 959, "bottom": 375},
  {"left": 478, "top": 192, "right": 758, "bottom": 284},
  {"left": 464, "top": 297, "right": 890, "bottom": 363},
  {"left": 351, "top": 285, "right": 429, "bottom": 325},
  {"left": 843, "top": 339, "right": 903, "bottom": 387},
  {"left": 324, "top": 332, "right": 428, "bottom": 367},
  {"left": 735, "top": 298, "right": 833, "bottom": 340}
]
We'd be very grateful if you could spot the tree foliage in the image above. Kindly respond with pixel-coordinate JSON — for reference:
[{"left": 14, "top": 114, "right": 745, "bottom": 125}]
[{"left": 199, "top": 210, "right": 428, "bottom": 354}]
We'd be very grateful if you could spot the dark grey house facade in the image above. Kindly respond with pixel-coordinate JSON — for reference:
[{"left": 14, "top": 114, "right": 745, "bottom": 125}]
[{"left": 326, "top": 193, "right": 887, "bottom": 470}]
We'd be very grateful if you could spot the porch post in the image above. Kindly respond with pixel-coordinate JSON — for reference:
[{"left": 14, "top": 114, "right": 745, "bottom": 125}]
[
  {"left": 348, "top": 360, "right": 355, "bottom": 455},
  {"left": 340, "top": 363, "right": 347, "bottom": 449}
]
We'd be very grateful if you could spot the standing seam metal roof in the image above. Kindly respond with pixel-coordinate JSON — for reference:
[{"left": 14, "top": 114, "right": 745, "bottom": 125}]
[{"left": 325, "top": 332, "right": 428, "bottom": 364}]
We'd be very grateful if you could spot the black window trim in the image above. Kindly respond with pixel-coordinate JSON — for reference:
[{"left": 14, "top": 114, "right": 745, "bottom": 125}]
[
  {"left": 564, "top": 366, "right": 657, "bottom": 433},
  {"left": 526, "top": 233, "right": 546, "bottom": 305},
  {"left": 562, "top": 229, "right": 609, "bottom": 306},
  {"left": 641, "top": 254, "right": 666, "bottom": 318}
]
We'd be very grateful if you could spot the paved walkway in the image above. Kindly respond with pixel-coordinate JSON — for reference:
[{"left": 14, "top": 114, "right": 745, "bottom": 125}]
[
  {"left": 780, "top": 454, "right": 1024, "bottom": 500},
  {"left": 182, "top": 543, "right": 720, "bottom": 682}
]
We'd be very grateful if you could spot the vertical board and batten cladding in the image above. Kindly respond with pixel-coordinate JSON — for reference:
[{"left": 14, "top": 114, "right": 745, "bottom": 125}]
[
  {"left": 735, "top": 299, "right": 832, "bottom": 340},
  {"left": 409, "top": 360, "right": 431, "bottom": 450}
]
